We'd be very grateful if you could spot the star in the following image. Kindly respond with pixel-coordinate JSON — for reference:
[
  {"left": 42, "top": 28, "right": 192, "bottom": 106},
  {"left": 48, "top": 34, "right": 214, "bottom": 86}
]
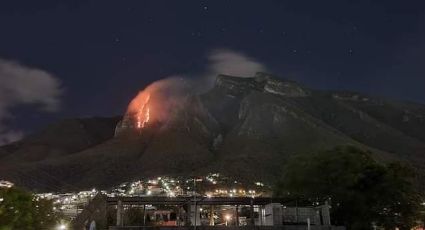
[{"left": 191, "top": 32, "right": 202, "bottom": 37}]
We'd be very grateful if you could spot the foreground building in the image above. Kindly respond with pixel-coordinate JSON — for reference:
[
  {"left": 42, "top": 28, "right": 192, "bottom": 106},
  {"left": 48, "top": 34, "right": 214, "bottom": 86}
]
[{"left": 72, "top": 195, "right": 345, "bottom": 230}]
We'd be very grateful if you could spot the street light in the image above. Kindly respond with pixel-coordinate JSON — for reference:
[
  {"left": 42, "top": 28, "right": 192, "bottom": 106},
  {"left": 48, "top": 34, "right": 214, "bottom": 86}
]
[
  {"left": 57, "top": 224, "right": 67, "bottom": 230},
  {"left": 225, "top": 214, "right": 231, "bottom": 226}
]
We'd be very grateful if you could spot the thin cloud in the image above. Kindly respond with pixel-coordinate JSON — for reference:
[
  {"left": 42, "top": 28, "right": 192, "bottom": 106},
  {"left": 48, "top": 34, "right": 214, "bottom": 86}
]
[
  {"left": 193, "top": 49, "right": 268, "bottom": 91},
  {"left": 207, "top": 49, "right": 267, "bottom": 78},
  {"left": 0, "top": 58, "right": 62, "bottom": 145}
]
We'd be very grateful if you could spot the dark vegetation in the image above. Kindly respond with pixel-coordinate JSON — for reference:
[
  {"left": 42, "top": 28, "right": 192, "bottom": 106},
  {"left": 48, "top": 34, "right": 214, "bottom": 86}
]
[
  {"left": 0, "top": 187, "right": 62, "bottom": 230},
  {"left": 275, "top": 146, "right": 424, "bottom": 230}
]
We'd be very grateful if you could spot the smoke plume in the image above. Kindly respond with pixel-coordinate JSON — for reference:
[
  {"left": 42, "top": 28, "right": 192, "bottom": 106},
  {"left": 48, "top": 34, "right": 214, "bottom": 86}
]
[
  {"left": 124, "top": 49, "right": 266, "bottom": 129},
  {"left": 207, "top": 49, "right": 267, "bottom": 77},
  {"left": 126, "top": 76, "right": 191, "bottom": 126}
]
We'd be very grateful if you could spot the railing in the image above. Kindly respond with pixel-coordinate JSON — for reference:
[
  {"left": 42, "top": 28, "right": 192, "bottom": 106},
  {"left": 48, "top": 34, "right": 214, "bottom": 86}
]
[
  {"left": 108, "top": 226, "right": 344, "bottom": 230},
  {"left": 106, "top": 197, "right": 293, "bottom": 206}
]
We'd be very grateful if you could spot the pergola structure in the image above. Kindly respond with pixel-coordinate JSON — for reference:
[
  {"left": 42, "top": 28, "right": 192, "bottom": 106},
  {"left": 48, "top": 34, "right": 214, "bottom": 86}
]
[
  {"left": 109, "top": 196, "right": 299, "bottom": 227},
  {"left": 72, "top": 195, "right": 333, "bottom": 229}
]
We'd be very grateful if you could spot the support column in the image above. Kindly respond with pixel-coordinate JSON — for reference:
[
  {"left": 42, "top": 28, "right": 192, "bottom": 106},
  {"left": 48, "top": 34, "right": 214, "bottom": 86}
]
[
  {"left": 295, "top": 200, "right": 299, "bottom": 223},
  {"left": 190, "top": 204, "right": 201, "bottom": 226},
  {"left": 235, "top": 205, "right": 239, "bottom": 226},
  {"left": 184, "top": 204, "right": 190, "bottom": 226},
  {"left": 209, "top": 205, "right": 215, "bottom": 226},
  {"left": 117, "top": 200, "right": 123, "bottom": 226},
  {"left": 321, "top": 201, "right": 331, "bottom": 226},
  {"left": 177, "top": 205, "right": 181, "bottom": 226},
  {"left": 250, "top": 199, "right": 255, "bottom": 226},
  {"left": 143, "top": 204, "right": 146, "bottom": 226}
]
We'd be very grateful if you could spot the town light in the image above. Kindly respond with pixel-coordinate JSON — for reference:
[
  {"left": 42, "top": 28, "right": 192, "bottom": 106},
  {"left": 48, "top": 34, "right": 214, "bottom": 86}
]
[
  {"left": 57, "top": 224, "right": 67, "bottom": 230},
  {"left": 225, "top": 214, "right": 231, "bottom": 226}
]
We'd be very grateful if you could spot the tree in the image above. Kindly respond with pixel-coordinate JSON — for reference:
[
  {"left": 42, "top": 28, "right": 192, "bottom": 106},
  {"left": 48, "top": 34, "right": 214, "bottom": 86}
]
[
  {"left": 0, "top": 187, "right": 62, "bottom": 230},
  {"left": 275, "top": 146, "right": 423, "bottom": 230}
]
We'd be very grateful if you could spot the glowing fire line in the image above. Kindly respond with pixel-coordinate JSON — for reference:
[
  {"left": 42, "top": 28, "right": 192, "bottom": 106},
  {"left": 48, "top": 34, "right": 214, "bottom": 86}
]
[
  {"left": 136, "top": 94, "right": 151, "bottom": 128},
  {"left": 142, "top": 107, "right": 150, "bottom": 128}
]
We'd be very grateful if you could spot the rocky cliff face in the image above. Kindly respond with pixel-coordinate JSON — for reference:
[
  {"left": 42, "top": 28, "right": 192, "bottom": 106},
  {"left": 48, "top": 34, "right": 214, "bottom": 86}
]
[
  {"left": 214, "top": 72, "right": 308, "bottom": 97},
  {"left": 1, "top": 73, "right": 425, "bottom": 191}
]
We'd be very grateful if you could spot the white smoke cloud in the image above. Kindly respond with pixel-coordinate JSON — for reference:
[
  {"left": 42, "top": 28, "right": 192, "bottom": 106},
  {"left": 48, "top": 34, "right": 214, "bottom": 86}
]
[
  {"left": 122, "top": 49, "right": 267, "bottom": 129},
  {"left": 207, "top": 49, "right": 267, "bottom": 78},
  {"left": 0, "top": 58, "right": 62, "bottom": 145},
  {"left": 191, "top": 49, "right": 268, "bottom": 90}
]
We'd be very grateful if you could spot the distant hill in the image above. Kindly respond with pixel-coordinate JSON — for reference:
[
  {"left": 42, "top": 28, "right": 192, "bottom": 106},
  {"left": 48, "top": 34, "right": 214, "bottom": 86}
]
[{"left": 1, "top": 73, "right": 424, "bottom": 192}]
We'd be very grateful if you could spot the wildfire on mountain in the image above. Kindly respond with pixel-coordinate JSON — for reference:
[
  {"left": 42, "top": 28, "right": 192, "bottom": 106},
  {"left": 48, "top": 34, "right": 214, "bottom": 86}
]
[
  {"left": 124, "top": 77, "right": 190, "bottom": 130},
  {"left": 128, "top": 91, "right": 152, "bottom": 129},
  {"left": 136, "top": 94, "right": 150, "bottom": 129}
]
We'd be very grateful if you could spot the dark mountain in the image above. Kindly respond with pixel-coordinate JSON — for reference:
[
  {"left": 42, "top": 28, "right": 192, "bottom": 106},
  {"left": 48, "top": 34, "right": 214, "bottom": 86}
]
[
  {"left": 1, "top": 73, "right": 424, "bottom": 192},
  {"left": 0, "top": 117, "right": 121, "bottom": 161}
]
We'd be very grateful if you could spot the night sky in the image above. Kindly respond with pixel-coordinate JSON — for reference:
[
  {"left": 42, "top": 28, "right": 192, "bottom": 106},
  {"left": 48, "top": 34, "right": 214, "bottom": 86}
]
[{"left": 0, "top": 0, "right": 425, "bottom": 142}]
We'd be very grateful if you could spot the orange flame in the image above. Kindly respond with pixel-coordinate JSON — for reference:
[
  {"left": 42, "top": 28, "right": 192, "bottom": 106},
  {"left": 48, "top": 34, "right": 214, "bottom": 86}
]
[
  {"left": 126, "top": 77, "right": 188, "bottom": 131},
  {"left": 136, "top": 94, "right": 151, "bottom": 129},
  {"left": 142, "top": 106, "right": 150, "bottom": 128}
]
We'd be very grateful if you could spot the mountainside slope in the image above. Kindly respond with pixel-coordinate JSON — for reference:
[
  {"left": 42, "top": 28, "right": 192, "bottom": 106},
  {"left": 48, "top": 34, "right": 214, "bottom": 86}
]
[
  {"left": 0, "top": 117, "right": 120, "bottom": 162},
  {"left": 1, "top": 73, "right": 424, "bottom": 191}
]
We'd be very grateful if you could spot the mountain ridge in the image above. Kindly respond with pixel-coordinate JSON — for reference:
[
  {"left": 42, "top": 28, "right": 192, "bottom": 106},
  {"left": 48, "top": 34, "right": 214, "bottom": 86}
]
[{"left": 1, "top": 73, "right": 424, "bottom": 192}]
